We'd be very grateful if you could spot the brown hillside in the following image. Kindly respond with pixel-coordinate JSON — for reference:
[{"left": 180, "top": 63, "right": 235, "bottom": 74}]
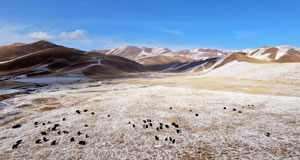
[
  {"left": 0, "top": 47, "right": 146, "bottom": 78},
  {"left": 0, "top": 40, "right": 59, "bottom": 61},
  {"left": 0, "top": 47, "right": 90, "bottom": 76},
  {"left": 0, "top": 47, "right": 88, "bottom": 71}
]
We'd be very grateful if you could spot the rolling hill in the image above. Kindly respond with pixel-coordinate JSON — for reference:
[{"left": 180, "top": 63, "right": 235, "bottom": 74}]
[{"left": 0, "top": 41, "right": 146, "bottom": 79}]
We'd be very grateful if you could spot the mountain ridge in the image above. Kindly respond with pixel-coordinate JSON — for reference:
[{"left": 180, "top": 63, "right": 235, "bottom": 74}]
[{"left": 94, "top": 44, "right": 300, "bottom": 73}]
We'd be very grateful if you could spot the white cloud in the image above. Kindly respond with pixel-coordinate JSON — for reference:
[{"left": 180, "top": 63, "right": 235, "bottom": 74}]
[
  {"left": 234, "top": 31, "right": 257, "bottom": 39},
  {"left": 161, "top": 29, "right": 182, "bottom": 35},
  {"left": 59, "top": 29, "right": 86, "bottom": 40},
  {"left": 28, "top": 31, "right": 54, "bottom": 40},
  {"left": 0, "top": 23, "right": 89, "bottom": 49},
  {"left": 156, "top": 27, "right": 183, "bottom": 35}
]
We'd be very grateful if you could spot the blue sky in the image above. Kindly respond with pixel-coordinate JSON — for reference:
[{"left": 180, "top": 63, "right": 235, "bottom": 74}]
[{"left": 0, "top": 0, "right": 299, "bottom": 50}]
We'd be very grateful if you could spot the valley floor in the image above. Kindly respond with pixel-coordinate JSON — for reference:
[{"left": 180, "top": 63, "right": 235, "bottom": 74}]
[{"left": 0, "top": 72, "right": 299, "bottom": 159}]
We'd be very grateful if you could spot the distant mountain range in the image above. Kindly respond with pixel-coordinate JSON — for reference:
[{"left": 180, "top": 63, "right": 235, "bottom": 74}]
[
  {"left": 0, "top": 41, "right": 299, "bottom": 79},
  {"left": 95, "top": 45, "right": 300, "bottom": 72}
]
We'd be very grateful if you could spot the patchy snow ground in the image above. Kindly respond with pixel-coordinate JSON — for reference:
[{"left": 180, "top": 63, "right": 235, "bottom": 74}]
[{"left": 0, "top": 81, "right": 299, "bottom": 159}]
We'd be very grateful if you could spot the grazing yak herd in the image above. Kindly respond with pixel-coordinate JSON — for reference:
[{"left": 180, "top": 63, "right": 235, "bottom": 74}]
[{"left": 10, "top": 104, "right": 270, "bottom": 150}]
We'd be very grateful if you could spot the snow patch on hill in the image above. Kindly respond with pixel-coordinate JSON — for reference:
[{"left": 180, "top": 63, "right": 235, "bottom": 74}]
[
  {"left": 248, "top": 48, "right": 271, "bottom": 61},
  {"left": 201, "top": 61, "right": 300, "bottom": 83}
]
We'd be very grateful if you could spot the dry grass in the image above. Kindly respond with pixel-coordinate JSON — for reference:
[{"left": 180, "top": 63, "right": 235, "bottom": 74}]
[{"left": 0, "top": 116, "right": 24, "bottom": 126}]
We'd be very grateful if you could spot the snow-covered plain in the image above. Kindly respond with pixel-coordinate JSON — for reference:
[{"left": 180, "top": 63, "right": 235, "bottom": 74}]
[{"left": 0, "top": 77, "right": 299, "bottom": 159}]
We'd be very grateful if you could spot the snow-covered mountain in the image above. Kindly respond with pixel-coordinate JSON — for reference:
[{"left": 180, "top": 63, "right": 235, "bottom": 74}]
[
  {"left": 103, "top": 45, "right": 298, "bottom": 62},
  {"left": 106, "top": 46, "right": 171, "bottom": 60},
  {"left": 248, "top": 45, "right": 300, "bottom": 62},
  {"left": 105, "top": 46, "right": 234, "bottom": 61},
  {"left": 101, "top": 46, "right": 236, "bottom": 72}
]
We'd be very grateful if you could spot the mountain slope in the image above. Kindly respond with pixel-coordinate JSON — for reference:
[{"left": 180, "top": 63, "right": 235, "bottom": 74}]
[
  {"left": 0, "top": 47, "right": 91, "bottom": 77},
  {"left": 0, "top": 40, "right": 60, "bottom": 62},
  {"left": 0, "top": 42, "right": 146, "bottom": 79}
]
